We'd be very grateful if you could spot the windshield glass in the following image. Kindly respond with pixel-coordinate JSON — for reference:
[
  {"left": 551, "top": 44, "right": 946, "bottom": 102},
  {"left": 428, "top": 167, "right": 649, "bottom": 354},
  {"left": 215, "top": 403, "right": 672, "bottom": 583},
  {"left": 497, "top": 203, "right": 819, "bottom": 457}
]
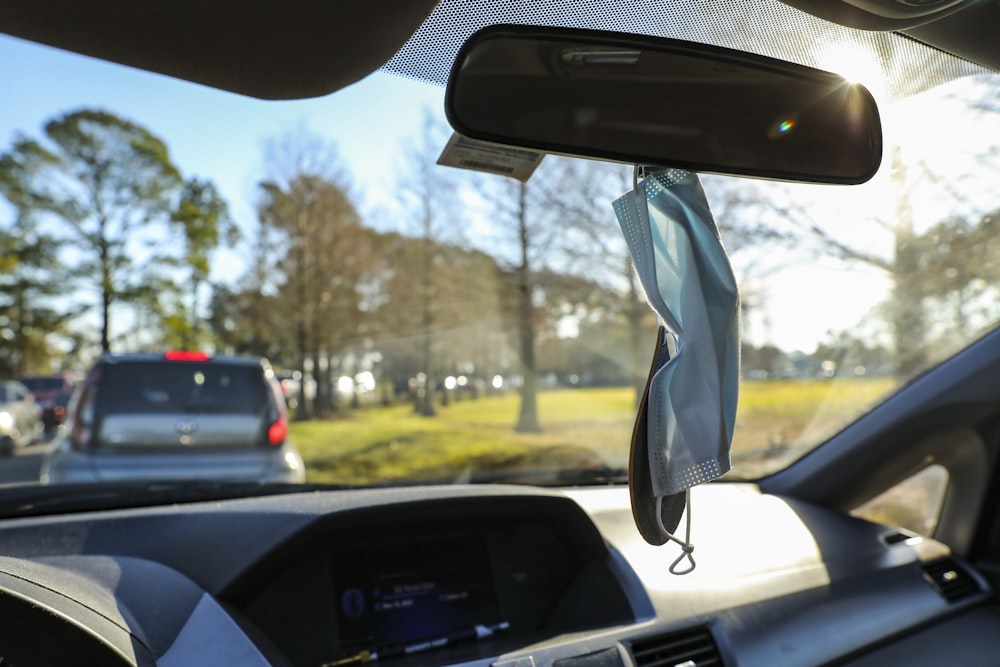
[{"left": 1, "top": 6, "right": 998, "bottom": 491}]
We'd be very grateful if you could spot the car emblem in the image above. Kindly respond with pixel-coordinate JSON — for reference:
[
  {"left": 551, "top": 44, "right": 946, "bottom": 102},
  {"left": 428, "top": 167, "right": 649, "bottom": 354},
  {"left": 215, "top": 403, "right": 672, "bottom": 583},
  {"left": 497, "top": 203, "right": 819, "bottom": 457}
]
[{"left": 175, "top": 421, "right": 198, "bottom": 434}]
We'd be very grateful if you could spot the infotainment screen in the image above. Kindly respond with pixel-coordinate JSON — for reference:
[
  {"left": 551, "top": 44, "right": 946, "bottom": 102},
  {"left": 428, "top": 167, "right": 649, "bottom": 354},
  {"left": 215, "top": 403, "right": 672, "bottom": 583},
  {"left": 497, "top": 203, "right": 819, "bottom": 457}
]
[{"left": 332, "top": 535, "right": 503, "bottom": 659}]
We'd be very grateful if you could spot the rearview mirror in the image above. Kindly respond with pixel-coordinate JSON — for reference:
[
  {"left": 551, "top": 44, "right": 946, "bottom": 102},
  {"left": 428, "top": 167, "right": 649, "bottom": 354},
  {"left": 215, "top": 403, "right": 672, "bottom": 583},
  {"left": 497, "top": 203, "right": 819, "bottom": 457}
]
[{"left": 445, "top": 26, "right": 882, "bottom": 184}]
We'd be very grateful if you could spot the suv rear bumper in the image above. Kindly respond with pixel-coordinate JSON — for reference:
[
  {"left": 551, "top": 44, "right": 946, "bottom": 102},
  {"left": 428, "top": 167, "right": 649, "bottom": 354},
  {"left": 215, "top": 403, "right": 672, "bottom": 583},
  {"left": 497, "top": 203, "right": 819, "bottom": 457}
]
[{"left": 40, "top": 441, "right": 305, "bottom": 485}]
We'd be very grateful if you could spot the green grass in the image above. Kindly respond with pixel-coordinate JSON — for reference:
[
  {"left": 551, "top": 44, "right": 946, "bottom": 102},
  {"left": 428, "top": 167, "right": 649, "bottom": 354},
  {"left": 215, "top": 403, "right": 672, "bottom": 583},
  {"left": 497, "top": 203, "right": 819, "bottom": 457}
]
[
  {"left": 733, "top": 377, "right": 897, "bottom": 449},
  {"left": 290, "top": 378, "right": 899, "bottom": 485},
  {"left": 290, "top": 389, "right": 634, "bottom": 486}
]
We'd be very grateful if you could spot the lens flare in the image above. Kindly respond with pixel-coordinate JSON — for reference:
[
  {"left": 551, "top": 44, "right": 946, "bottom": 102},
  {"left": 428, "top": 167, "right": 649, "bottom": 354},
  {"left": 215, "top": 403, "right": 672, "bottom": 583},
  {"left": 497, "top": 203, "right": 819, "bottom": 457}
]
[{"left": 767, "top": 115, "right": 799, "bottom": 140}]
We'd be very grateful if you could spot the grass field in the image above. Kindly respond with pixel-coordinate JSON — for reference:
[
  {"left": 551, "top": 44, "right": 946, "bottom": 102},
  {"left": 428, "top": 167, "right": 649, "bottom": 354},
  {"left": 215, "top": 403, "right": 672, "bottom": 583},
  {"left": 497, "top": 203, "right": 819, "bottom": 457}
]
[
  {"left": 733, "top": 376, "right": 896, "bottom": 455},
  {"left": 290, "top": 377, "right": 898, "bottom": 485}
]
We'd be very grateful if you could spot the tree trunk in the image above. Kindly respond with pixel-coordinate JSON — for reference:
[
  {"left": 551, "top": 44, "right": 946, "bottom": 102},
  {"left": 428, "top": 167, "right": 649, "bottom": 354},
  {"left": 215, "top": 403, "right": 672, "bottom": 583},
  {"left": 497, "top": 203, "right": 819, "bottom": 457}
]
[
  {"left": 294, "top": 210, "right": 310, "bottom": 420},
  {"left": 417, "top": 194, "right": 437, "bottom": 417},
  {"left": 891, "top": 236, "right": 927, "bottom": 378},
  {"left": 328, "top": 353, "right": 341, "bottom": 414},
  {"left": 626, "top": 255, "right": 646, "bottom": 409},
  {"left": 311, "top": 351, "right": 332, "bottom": 418},
  {"left": 380, "top": 361, "right": 392, "bottom": 407},
  {"left": 186, "top": 276, "right": 201, "bottom": 350},
  {"left": 99, "top": 237, "right": 112, "bottom": 353},
  {"left": 515, "top": 182, "right": 541, "bottom": 433},
  {"left": 888, "top": 146, "right": 927, "bottom": 379},
  {"left": 314, "top": 354, "right": 331, "bottom": 417},
  {"left": 13, "top": 234, "right": 26, "bottom": 375}
]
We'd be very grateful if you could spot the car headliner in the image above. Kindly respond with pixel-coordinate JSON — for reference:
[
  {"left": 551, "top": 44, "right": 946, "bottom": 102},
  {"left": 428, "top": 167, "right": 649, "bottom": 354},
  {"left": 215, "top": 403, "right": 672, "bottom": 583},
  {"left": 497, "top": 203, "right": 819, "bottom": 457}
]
[{"left": 0, "top": 0, "right": 996, "bottom": 101}]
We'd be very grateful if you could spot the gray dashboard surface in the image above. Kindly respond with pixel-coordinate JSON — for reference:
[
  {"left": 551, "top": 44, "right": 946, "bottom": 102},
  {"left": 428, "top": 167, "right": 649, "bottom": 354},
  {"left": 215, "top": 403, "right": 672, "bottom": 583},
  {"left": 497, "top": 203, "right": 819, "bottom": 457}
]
[{"left": 0, "top": 483, "right": 989, "bottom": 667}]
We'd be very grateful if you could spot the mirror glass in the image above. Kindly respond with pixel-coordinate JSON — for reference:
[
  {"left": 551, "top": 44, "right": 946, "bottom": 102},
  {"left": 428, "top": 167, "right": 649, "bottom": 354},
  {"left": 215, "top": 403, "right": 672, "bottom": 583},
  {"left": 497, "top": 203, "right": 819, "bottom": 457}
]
[{"left": 446, "top": 27, "right": 882, "bottom": 184}]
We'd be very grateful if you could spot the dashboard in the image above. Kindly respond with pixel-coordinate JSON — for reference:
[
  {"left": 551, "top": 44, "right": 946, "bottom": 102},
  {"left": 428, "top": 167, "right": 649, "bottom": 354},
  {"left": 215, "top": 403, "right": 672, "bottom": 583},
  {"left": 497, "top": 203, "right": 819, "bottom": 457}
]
[
  {"left": 230, "top": 496, "right": 635, "bottom": 666},
  {"left": 0, "top": 483, "right": 995, "bottom": 667}
]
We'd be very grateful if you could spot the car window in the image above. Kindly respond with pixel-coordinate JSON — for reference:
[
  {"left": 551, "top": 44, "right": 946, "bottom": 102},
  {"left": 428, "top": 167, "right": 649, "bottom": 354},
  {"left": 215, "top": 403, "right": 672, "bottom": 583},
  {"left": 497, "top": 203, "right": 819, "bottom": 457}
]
[
  {"left": 97, "top": 363, "right": 268, "bottom": 416},
  {"left": 851, "top": 465, "right": 949, "bottom": 536},
  {"left": 20, "top": 378, "right": 65, "bottom": 392}
]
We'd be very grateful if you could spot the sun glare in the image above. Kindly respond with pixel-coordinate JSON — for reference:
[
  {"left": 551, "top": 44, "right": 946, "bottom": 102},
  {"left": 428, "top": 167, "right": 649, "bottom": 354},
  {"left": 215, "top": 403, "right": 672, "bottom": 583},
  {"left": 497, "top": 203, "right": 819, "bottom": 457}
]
[{"left": 819, "top": 45, "right": 886, "bottom": 100}]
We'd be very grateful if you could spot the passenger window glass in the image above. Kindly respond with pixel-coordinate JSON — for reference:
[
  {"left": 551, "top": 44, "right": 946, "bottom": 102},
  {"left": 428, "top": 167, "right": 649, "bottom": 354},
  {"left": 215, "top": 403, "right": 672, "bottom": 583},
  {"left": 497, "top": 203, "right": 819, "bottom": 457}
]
[{"left": 851, "top": 465, "right": 948, "bottom": 536}]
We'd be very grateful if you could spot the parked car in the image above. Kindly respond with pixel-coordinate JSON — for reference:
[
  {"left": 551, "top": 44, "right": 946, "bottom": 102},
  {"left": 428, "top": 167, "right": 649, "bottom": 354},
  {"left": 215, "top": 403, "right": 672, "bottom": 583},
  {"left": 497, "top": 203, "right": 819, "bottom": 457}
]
[
  {"left": 275, "top": 369, "right": 317, "bottom": 410},
  {"left": 19, "top": 374, "right": 75, "bottom": 436},
  {"left": 41, "top": 352, "right": 305, "bottom": 484},
  {"left": 0, "top": 380, "right": 43, "bottom": 454}
]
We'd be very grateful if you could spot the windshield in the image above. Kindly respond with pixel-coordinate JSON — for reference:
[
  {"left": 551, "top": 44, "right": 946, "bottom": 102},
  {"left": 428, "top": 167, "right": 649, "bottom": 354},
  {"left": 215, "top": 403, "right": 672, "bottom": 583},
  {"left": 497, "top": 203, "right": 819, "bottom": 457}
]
[{"left": 1, "top": 5, "right": 998, "bottom": 493}]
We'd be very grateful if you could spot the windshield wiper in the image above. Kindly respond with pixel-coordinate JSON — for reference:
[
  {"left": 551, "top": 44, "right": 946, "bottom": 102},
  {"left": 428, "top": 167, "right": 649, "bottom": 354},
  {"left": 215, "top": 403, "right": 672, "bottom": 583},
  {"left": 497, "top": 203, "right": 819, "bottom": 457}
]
[
  {"left": 465, "top": 465, "right": 629, "bottom": 487},
  {"left": 0, "top": 480, "right": 357, "bottom": 519},
  {"left": 553, "top": 465, "right": 629, "bottom": 486}
]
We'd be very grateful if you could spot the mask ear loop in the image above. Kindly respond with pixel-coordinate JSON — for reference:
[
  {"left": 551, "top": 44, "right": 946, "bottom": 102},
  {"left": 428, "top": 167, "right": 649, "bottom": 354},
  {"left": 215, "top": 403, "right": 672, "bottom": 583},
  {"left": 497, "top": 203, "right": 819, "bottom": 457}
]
[{"left": 656, "top": 489, "right": 696, "bottom": 575}]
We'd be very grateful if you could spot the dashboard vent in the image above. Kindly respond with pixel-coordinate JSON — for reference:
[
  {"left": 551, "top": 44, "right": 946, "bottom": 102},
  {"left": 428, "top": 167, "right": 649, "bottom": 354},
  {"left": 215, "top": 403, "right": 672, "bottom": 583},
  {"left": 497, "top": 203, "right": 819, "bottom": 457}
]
[
  {"left": 629, "top": 626, "right": 722, "bottom": 667},
  {"left": 922, "top": 558, "right": 981, "bottom": 603}
]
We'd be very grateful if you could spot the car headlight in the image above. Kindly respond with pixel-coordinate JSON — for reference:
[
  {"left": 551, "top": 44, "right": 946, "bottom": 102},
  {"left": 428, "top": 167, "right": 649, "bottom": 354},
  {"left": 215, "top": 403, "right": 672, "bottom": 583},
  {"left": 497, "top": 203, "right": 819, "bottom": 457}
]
[{"left": 0, "top": 412, "right": 12, "bottom": 431}]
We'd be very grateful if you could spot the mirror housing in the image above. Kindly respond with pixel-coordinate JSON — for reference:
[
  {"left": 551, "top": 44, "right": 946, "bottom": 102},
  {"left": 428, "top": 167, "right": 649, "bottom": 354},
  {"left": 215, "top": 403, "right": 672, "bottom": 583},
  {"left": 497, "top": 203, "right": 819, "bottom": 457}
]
[{"left": 446, "top": 26, "right": 882, "bottom": 184}]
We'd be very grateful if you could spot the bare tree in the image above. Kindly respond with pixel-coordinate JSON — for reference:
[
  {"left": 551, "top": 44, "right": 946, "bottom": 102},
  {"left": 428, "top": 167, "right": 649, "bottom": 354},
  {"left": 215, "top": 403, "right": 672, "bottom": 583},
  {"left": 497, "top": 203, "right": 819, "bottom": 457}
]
[
  {"left": 533, "top": 159, "right": 791, "bottom": 404},
  {"left": 365, "top": 231, "right": 508, "bottom": 405},
  {"left": 392, "top": 114, "right": 468, "bottom": 416},
  {"left": 768, "top": 137, "right": 1000, "bottom": 378},
  {"left": 257, "top": 130, "right": 365, "bottom": 418},
  {"left": 531, "top": 159, "right": 646, "bottom": 403},
  {"left": 477, "top": 171, "right": 555, "bottom": 433}
]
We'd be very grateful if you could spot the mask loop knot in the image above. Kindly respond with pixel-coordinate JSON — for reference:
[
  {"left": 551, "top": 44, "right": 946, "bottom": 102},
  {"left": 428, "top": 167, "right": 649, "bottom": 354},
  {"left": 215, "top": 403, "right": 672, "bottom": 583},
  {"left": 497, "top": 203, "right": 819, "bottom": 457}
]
[{"left": 656, "top": 490, "right": 697, "bottom": 575}]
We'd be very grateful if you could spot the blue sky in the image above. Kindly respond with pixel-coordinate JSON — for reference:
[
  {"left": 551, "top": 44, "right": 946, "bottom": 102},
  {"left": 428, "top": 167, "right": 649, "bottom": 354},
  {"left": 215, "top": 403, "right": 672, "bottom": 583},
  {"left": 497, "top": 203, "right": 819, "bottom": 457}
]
[
  {"left": 0, "top": 34, "right": 456, "bottom": 351},
  {"left": 0, "top": 34, "right": 448, "bottom": 261}
]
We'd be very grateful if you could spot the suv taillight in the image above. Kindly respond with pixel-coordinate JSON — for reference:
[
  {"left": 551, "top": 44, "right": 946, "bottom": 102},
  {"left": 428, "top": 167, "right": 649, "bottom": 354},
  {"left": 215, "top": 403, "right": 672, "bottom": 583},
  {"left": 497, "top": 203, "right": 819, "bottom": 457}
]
[
  {"left": 268, "top": 419, "right": 288, "bottom": 445},
  {"left": 264, "top": 376, "right": 289, "bottom": 446}
]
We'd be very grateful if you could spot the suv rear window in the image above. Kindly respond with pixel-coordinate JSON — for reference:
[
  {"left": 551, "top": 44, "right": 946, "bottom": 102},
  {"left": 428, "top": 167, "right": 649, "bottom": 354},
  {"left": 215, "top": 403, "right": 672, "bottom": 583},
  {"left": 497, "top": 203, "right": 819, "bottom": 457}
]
[
  {"left": 98, "top": 362, "right": 269, "bottom": 416},
  {"left": 20, "top": 378, "right": 67, "bottom": 393}
]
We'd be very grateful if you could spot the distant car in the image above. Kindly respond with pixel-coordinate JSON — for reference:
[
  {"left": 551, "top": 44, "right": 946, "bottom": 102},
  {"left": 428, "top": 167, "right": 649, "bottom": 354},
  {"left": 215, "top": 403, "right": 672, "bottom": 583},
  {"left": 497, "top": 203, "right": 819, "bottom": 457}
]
[
  {"left": 41, "top": 352, "right": 305, "bottom": 484},
  {"left": 275, "top": 369, "right": 302, "bottom": 409},
  {"left": 19, "top": 374, "right": 75, "bottom": 436},
  {"left": 0, "top": 380, "right": 43, "bottom": 454}
]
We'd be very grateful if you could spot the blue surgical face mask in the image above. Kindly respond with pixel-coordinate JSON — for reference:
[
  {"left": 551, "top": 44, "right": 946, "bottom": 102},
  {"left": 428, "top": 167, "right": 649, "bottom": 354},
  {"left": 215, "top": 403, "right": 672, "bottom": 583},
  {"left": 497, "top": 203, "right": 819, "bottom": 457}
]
[{"left": 613, "top": 167, "right": 740, "bottom": 573}]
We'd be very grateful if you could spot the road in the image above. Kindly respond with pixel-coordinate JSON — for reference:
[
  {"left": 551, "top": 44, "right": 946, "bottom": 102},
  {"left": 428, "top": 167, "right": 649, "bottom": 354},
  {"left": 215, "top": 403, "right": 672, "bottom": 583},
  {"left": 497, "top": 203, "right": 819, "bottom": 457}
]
[{"left": 0, "top": 439, "right": 54, "bottom": 485}]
